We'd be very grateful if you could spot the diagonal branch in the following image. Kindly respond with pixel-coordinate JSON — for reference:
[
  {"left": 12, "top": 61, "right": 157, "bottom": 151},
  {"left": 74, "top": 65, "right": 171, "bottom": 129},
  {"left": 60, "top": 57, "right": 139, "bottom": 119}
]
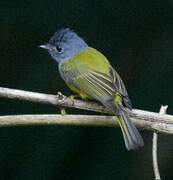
[{"left": 0, "top": 87, "right": 172, "bottom": 134}]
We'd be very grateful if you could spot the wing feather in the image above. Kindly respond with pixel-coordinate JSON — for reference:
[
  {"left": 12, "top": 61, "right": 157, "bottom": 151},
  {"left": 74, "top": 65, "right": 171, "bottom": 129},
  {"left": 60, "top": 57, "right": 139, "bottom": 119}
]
[
  {"left": 109, "top": 67, "right": 132, "bottom": 109},
  {"left": 59, "top": 59, "right": 132, "bottom": 109},
  {"left": 75, "top": 72, "right": 114, "bottom": 101}
]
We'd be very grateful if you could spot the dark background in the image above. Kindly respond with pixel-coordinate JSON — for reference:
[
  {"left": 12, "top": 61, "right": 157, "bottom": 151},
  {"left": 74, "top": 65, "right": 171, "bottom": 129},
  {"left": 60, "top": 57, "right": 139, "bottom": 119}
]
[{"left": 0, "top": 0, "right": 173, "bottom": 179}]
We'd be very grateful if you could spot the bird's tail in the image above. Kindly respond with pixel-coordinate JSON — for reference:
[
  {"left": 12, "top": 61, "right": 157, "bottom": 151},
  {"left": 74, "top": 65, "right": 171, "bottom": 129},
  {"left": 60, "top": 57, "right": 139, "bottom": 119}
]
[
  {"left": 102, "top": 100, "right": 144, "bottom": 150},
  {"left": 118, "top": 110, "right": 144, "bottom": 150}
]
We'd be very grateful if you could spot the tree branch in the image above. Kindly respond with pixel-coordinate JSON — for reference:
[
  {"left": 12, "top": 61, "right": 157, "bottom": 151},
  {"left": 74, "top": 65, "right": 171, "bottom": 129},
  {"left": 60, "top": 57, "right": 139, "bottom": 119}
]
[
  {"left": 152, "top": 105, "right": 167, "bottom": 180},
  {"left": 0, "top": 87, "right": 172, "bottom": 134}
]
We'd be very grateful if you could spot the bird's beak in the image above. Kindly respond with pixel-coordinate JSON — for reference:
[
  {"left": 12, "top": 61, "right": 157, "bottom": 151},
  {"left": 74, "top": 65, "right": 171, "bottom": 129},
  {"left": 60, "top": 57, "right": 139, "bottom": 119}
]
[{"left": 38, "top": 44, "right": 50, "bottom": 50}]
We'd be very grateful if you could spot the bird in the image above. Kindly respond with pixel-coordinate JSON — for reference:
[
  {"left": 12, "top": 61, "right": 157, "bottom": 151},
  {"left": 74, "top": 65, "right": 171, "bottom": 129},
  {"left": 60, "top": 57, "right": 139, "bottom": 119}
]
[{"left": 39, "top": 28, "right": 144, "bottom": 150}]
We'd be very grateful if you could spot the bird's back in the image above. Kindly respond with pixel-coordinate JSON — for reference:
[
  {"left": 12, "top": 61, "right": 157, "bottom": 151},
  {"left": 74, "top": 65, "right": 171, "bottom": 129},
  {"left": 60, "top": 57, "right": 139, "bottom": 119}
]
[
  {"left": 59, "top": 47, "right": 111, "bottom": 75},
  {"left": 59, "top": 47, "right": 131, "bottom": 108}
]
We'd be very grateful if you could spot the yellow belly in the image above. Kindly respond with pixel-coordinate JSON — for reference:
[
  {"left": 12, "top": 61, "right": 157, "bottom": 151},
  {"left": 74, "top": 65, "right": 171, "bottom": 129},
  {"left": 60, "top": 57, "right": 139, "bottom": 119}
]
[{"left": 67, "top": 83, "right": 91, "bottom": 100}]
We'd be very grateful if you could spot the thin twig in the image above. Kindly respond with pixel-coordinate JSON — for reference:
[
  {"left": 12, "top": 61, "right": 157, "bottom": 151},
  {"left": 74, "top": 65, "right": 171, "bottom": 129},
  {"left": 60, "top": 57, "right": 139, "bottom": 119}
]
[
  {"left": 60, "top": 108, "right": 67, "bottom": 115},
  {"left": 0, "top": 87, "right": 172, "bottom": 134},
  {"left": 152, "top": 105, "right": 168, "bottom": 180}
]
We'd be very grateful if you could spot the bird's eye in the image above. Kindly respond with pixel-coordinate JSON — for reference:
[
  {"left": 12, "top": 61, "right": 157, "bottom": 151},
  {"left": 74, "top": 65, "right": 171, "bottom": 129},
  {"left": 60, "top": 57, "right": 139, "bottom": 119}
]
[{"left": 56, "top": 45, "right": 63, "bottom": 53}]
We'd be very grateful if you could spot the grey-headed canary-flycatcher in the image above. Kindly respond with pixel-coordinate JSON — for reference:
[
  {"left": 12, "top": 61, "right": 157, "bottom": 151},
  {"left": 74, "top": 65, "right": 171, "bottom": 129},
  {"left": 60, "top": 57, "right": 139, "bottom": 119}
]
[{"left": 39, "top": 28, "right": 144, "bottom": 150}]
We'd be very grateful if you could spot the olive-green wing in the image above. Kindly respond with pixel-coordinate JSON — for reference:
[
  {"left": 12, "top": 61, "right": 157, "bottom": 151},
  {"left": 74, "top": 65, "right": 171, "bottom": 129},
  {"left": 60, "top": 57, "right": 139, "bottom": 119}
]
[
  {"left": 109, "top": 67, "right": 132, "bottom": 109},
  {"left": 60, "top": 61, "right": 132, "bottom": 110}
]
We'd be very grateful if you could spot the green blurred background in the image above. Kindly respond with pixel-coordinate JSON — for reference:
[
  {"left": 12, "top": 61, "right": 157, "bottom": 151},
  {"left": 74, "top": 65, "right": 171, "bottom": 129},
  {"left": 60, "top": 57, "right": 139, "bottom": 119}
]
[{"left": 0, "top": 0, "right": 173, "bottom": 179}]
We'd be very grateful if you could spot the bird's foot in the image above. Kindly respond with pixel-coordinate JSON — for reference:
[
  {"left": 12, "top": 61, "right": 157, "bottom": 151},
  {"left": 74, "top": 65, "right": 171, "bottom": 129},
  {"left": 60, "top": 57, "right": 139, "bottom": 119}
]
[
  {"left": 56, "top": 92, "right": 67, "bottom": 115},
  {"left": 67, "top": 95, "right": 79, "bottom": 106},
  {"left": 56, "top": 92, "right": 78, "bottom": 106},
  {"left": 57, "top": 92, "right": 67, "bottom": 104}
]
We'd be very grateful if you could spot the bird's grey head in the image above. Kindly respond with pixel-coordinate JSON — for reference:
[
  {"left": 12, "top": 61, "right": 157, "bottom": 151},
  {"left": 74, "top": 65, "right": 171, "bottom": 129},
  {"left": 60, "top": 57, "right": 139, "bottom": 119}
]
[{"left": 39, "top": 28, "right": 88, "bottom": 64}]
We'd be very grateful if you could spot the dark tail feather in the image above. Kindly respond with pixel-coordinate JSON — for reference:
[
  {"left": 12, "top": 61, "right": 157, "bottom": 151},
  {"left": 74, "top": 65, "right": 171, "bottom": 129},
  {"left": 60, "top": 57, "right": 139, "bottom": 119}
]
[
  {"left": 118, "top": 110, "right": 144, "bottom": 150},
  {"left": 102, "top": 101, "right": 144, "bottom": 150}
]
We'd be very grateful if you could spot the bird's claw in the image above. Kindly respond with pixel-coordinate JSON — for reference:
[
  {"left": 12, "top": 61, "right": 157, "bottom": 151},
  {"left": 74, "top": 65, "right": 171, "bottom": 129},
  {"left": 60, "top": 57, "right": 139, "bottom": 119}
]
[
  {"left": 56, "top": 92, "right": 78, "bottom": 106},
  {"left": 67, "top": 95, "right": 79, "bottom": 106},
  {"left": 57, "top": 92, "right": 67, "bottom": 104}
]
